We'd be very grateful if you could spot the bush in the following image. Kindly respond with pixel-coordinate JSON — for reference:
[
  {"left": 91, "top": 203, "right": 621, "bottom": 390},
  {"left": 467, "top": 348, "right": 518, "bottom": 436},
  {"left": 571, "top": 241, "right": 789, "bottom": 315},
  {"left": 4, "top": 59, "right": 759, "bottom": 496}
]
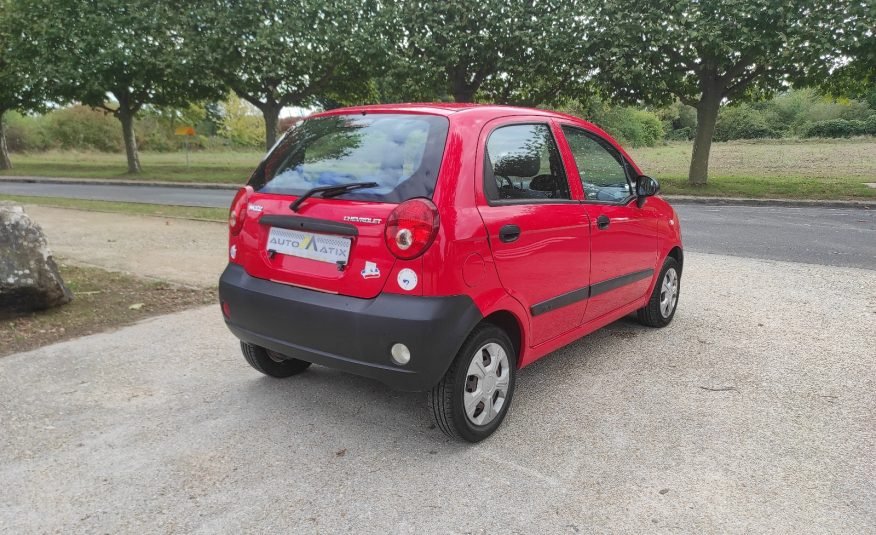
[
  {"left": 665, "top": 127, "right": 692, "bottom": 141},
  {"left": 47, "top": 106, "right": 123, "bottom": 152},
  {"left": 220, "top": 94, "right": 265, "bottom": 149},
  {"left": 803, "top": 118, "right": 869, "bottom": 138},
  {"left": 600, "top": 107, "right": 665, "bottom": 147},
  {"left": 555, "top": 99, "right": 664, "bottom": 148},
  {"left": 866, "top": 115, "right": 876, "bottom": 136},
  {"left": 2, "top": 111, "right": 50, "bottom": 151},
  {"left": 715, "top": 105, "right": 779, "bottom": 141}
]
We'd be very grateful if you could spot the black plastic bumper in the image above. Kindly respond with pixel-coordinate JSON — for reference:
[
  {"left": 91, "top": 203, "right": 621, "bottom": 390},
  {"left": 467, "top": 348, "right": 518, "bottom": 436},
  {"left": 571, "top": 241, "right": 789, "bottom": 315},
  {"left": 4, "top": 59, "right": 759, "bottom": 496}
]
[{"left": 218, "top": 264, "right": 482, "bottom": 391}]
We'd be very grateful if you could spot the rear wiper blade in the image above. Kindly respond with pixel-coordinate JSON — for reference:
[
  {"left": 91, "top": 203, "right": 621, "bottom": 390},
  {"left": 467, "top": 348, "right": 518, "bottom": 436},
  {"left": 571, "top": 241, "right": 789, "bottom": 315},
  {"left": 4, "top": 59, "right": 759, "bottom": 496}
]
[{"left": 289, "top": 181, "right": 379, "bottom": 212}]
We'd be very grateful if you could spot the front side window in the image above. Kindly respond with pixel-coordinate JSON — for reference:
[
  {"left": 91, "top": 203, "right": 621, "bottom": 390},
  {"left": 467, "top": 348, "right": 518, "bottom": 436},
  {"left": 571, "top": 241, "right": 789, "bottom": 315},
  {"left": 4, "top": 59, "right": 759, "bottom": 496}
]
[
  {"left": 248, "top": 114, "right": 449, "bottom": 203},
  {"left": 562, "top": 127, "right": 632, "bottom": 203},
  {"left": 484, "top": 123, "right": 571, "bottom": 201}
]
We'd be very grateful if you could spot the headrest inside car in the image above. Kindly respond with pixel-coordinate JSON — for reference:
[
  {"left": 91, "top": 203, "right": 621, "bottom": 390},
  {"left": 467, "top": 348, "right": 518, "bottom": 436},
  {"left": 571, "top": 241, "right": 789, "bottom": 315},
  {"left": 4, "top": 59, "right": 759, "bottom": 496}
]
[
  {"left": 528, "top": 175, "right": 556, "bottom": 191},
  {"left": 493, "top": 151, "right": 540, "bottom": 177}
]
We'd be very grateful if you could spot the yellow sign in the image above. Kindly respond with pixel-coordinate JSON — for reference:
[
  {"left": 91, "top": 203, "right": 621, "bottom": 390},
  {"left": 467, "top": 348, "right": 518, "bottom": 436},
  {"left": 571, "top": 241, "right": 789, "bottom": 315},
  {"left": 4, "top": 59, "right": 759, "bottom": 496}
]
[{"left": 174, "top": 126, "right": 196, "bottom": 136}]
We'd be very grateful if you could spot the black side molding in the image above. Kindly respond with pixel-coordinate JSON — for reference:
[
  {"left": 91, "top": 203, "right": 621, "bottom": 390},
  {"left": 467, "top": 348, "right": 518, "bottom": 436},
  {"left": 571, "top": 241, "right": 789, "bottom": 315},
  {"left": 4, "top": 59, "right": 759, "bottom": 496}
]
[
  {"left": 530, "top": 268, "right": 655, "bottom": 317},
  {"left": 589, "top": 268, "right": 653, "bottom": 298},
  {"left": 259, "top": 215, "right": 358, "bottom": 237},
  {"left": 530, "top": 287, "right": 590, "bottom": 317}
]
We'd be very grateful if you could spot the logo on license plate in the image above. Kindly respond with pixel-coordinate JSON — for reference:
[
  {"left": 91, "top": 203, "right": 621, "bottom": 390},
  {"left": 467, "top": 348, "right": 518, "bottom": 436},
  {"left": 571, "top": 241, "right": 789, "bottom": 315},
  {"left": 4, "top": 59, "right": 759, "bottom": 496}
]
[{"left": 267, "top": 227, "right": 351, "bottom": 264}]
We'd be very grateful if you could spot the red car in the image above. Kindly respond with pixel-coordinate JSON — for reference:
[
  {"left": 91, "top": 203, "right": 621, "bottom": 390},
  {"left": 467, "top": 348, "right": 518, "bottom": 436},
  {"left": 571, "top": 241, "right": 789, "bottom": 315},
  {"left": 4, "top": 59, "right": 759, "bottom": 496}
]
[{"left": 219, "top": 104, "right": 683, "bottom": 442}]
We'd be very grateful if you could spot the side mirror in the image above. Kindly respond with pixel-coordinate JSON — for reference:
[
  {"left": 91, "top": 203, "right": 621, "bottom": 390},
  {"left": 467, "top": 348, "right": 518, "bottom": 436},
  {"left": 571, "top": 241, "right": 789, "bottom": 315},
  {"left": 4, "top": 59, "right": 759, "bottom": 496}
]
[{"left": 636, "top": 175, "right": 660, "bottom": 207}]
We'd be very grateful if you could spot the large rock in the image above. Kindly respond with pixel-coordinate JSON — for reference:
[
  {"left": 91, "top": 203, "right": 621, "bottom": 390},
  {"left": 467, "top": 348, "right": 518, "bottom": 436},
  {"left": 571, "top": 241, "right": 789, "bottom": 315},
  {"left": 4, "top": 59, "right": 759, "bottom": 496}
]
[{"left": 0, "top": 202, "right": 72, "bottom": 313}]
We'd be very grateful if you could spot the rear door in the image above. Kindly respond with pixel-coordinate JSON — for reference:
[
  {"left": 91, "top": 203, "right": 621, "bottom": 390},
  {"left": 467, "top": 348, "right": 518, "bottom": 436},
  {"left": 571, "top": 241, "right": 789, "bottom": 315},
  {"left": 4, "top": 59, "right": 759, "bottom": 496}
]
[
  {"left": 475, "top": 118, "right": 591, "bottom": 346},
  {"left": 235, "top": 113, "right": 449, "bottom": 299},
  {"left": 557, "top": 124, "right": 659, "bottom": 322}
]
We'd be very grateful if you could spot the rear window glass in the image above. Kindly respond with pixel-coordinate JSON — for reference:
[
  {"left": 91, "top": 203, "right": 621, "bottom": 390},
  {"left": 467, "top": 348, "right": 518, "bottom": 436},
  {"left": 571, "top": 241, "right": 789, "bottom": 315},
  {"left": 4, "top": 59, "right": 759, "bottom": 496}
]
[{"left": 248, "top": 114, "right": 449, "bottom": 202}]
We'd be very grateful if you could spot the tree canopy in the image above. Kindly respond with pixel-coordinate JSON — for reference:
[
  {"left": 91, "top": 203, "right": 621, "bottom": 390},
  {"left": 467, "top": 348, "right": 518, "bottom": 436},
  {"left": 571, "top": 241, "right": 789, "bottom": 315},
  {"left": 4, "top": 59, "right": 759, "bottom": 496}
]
[
  {"left": 0, "top": 0, "right": 51, "bottom": 168},
  {"left": 20, "top": 0, "right": 220, "bottom": 172},
  {"left": 191, "top": 0, "right": 381, "bottom": 149},
  {"left": 382, "top": 0, "right": 586, "bottom": 105},
  {"left": 586, "top": 0, "right": 867, "bottom": 184},
  {"left": 2, "top": 0, "right": 873, "bottom": 180}
]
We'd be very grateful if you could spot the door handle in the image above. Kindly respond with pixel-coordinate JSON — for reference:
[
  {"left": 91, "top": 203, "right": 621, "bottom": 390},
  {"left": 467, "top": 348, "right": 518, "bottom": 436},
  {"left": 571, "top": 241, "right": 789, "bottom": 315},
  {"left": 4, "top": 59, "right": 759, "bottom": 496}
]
[
  {"left": 596, "top": 214, "right": 610, "bottom": 230},
  {"left": 498, "top": 224, "right": 521, "bottom": 243}
]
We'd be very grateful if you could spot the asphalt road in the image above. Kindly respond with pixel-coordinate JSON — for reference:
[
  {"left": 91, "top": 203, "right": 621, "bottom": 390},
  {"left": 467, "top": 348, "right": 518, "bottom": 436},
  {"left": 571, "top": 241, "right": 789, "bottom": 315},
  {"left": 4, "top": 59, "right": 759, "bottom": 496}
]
[
  {"left": 2, "top": 181, "right": 874, "bottom": 269},
  {"left": 0, "top": 181, "right": 233, "bottom": 208},
  {"left": 2, "top": 252, "right": 874, "bottom": 533}
]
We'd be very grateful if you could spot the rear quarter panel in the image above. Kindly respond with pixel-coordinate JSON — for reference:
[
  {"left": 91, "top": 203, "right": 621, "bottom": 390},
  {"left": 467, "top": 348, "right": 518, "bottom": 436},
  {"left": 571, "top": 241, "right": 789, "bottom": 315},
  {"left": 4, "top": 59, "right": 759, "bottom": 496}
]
[{"left": 424, "top": 112, "right": 532, "bottom": 352}]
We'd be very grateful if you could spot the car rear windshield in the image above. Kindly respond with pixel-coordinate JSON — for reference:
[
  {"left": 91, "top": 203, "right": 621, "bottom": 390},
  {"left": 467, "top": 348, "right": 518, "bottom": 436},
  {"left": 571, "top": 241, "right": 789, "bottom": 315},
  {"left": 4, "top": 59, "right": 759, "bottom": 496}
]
[{"left": 248, "top": 113, "right": 450, "bottom": 203}]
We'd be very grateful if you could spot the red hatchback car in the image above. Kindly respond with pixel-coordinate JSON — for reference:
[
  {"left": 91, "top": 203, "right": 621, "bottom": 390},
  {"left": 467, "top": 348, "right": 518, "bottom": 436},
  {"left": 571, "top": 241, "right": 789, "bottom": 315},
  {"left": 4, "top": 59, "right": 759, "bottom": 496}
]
[{"left": 219, "top": 104, "right": 683, "bottom": 442}]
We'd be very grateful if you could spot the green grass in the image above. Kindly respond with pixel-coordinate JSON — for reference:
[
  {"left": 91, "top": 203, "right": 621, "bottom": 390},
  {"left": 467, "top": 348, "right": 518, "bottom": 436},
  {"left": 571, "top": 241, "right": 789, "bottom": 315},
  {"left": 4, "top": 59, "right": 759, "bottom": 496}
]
[
  {"left": 629, "top": 139, "right": 876, "bottom": 199},
  {"left": 0, "top": 194, "right": 227, "bottom": 221},
  {"left": 3, "top": 138, "right": 875, "bottom": 199},
  {"left": 0, "top": 150, "right": 259, "bottom": 184}
]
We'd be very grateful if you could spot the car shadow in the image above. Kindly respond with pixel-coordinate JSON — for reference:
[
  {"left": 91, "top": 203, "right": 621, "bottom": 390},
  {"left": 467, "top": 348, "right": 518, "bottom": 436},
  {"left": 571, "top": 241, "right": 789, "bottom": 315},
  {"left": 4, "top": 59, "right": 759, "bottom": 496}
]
[{"left": 235, "top": 314, "right": 652, "bottom": 447}]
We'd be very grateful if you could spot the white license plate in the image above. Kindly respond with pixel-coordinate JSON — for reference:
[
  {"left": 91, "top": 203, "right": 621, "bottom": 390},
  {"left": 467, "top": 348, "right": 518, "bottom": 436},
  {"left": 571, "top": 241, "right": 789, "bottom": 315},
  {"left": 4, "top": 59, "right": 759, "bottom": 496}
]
[{"left": 266, "top": 227, "right": 351, "bottom": 264}]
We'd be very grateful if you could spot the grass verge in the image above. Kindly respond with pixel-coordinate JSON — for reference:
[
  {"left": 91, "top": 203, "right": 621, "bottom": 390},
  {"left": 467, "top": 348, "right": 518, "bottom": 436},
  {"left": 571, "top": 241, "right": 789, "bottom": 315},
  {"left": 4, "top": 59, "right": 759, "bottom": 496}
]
[
  {"left": 630, "top": 139, "right": 876, "bottom": 199},
  {"left": 2, "top": 139, "right": 875, "bottom": 199},
  {"left": 656, "top": 175, "right": 876, "bottom": 199},
  {"left": 1, "top": 263, "right": 216, "bottom": 357},
  {"left": 0, "top": 194, "right": 227, "bottom": 221},
  {"left": 0, "top": 150, "right": 257, "bottom": 184}
]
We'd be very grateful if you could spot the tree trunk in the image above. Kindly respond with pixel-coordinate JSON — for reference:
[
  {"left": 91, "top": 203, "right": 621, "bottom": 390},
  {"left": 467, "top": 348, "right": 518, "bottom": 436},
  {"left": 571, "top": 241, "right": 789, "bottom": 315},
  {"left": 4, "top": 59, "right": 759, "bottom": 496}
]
[
  {"left": 448, "top": 68, "right": 476, "bottom": 102},
  {"left": 688, "top": 88, "right": 722, "bottom": 185},
  {"left": 0, "top": 110, "right": 12, "bottom": 170},
  {"left": 452, "top": 87, "right": 475, "bottom": 102},
  {"left": 118, "top": 107, "right": 142, "bottom": 174},
  {"left": 263, "top": 105, "right": 281, "bottom": 152}
]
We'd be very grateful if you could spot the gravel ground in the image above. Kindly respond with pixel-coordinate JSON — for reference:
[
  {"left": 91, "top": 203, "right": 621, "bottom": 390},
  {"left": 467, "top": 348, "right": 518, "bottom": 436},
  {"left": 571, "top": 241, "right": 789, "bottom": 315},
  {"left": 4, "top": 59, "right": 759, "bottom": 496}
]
[
  {"left": 23, "top": 205, "right": 227, "bottom": 288},
  {"left": 1, "top": 251, "right": 874, "bottom": 534}
]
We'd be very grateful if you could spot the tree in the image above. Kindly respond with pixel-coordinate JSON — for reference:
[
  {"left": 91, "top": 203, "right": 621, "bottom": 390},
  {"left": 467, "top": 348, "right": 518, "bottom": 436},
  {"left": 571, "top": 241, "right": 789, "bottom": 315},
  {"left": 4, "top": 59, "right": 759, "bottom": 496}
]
[
  {"left": 0, "top": 0, "right": 48, "bottom": 169},
  {"left": 586, "top": 0, "right": 865, "bottom": 185},
  {"left": 385, "top": 0, "right": 585, "bottom": 105},
  {"left": 820, "top": 1, "right": 876, "bottom": 100},
  {"left": 22, "top": 0, "right": 222, "bottom": 173},
  {"left": 191, "top": 0, "right": 381, "bottom": 150}
]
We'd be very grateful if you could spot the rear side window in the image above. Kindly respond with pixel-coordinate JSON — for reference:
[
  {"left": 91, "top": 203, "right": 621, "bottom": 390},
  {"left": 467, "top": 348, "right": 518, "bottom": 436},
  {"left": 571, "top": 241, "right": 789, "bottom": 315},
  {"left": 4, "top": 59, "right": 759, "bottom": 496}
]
[
  {"left": 249, "top": 114, "right": 449, "bottom": 203},
  {"left": 484, "top": 123, "right": 570, "bottom": 202}
]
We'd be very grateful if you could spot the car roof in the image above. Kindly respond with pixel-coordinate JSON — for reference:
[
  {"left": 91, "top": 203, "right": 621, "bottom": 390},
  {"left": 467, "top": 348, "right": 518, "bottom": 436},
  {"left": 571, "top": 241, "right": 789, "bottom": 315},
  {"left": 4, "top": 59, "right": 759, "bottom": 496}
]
[{"left": 310, "top": 102, "right": 587, "bottom": 123}]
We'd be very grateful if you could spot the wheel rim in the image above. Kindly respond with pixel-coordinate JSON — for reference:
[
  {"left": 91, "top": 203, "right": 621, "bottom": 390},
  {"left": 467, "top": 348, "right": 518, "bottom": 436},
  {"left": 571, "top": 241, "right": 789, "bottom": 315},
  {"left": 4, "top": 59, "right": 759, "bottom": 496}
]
[
  {"left": 659, "top": 267, "right": 679, "bottom": 318},
  {"left": 266, "top": 349, "right": 286, "bottom": 363},
  {"left": 463, "top": 342, "right": 510, "bottom": 426}
]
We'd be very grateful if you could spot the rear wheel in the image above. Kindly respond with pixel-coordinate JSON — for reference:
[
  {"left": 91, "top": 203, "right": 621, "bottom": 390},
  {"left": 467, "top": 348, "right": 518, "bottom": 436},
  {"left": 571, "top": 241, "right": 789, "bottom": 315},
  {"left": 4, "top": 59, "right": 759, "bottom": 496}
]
[
  {"left": 240, "top": 342, "right": 311, "bottom": 378},
  {"left": 429, "top": 324, "right": 517, "bottom": 442},
  {"left": 637, "top": 257, "right": 681, "bottom": 327}
]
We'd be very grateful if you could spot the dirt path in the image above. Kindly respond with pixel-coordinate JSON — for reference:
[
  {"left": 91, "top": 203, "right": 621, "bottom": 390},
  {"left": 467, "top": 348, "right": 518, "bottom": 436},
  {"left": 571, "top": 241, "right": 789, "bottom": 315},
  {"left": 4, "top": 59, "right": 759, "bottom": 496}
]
[{"left": 24, "top": 205, "right": 226, "bottom": 288}]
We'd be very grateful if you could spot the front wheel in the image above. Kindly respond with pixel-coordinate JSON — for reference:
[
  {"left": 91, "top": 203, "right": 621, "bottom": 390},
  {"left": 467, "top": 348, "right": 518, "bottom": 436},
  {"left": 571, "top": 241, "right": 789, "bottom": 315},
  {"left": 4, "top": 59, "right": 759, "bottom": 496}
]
[
  {"left": 429, "top": 324, "right": 517, "bottom": 442},
  {"left": 637, "top": 257, "right": 681, "bottom": 327}
]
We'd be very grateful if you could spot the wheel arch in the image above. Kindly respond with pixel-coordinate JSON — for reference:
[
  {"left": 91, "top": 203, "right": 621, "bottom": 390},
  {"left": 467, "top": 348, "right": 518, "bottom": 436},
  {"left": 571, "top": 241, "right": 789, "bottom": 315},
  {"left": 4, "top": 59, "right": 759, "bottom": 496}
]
[
  {"left": 667, "top": 246, "right": 684, "bottom": 275},
  {"left": 482, "top": 309, "right": 524, "bottom": 366}
]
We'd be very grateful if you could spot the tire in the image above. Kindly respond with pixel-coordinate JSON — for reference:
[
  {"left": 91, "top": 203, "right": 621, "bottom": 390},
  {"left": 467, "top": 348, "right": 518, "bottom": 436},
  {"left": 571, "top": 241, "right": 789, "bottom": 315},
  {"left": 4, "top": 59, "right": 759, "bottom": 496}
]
[
  {"left": 240, "top": 341, "right": 312, "bottom": 378},
  {"left": 429, "top": 323, "right": 517, "bottom": 442},
  {"left": 637, "top": 257, "right": 681, "bottom": 327}
]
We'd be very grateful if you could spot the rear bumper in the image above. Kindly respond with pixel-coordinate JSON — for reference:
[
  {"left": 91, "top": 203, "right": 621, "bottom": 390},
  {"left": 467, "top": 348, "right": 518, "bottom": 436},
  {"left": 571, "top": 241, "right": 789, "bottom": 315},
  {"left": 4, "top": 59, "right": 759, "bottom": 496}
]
[{"left": 218, "top": 264, "right": 482, "bottom": 391}]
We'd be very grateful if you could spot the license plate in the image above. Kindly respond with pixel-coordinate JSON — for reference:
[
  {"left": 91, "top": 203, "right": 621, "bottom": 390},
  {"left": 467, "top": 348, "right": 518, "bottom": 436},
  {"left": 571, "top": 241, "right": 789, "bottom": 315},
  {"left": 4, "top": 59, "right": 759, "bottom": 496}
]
[{"left": 266, "top": 227, "right": 351, "bottom": 264}]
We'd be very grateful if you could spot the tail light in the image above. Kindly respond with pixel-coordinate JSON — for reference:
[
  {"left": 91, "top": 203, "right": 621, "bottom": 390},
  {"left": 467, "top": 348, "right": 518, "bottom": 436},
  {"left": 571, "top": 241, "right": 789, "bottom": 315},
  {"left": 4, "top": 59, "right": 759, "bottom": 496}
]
[
  {"left": 228, "top": 186, "right": 253, "bottom": 236},
  {"left": 384, "top": 198, "right": 439, "bottom": 260}
]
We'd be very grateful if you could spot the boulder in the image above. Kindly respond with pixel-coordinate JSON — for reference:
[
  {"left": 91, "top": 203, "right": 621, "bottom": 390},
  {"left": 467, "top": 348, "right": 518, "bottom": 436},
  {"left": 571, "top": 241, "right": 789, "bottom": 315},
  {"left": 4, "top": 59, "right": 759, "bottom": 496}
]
[{"left": 0, "top": 202, "right": 72, "bottom": 313}]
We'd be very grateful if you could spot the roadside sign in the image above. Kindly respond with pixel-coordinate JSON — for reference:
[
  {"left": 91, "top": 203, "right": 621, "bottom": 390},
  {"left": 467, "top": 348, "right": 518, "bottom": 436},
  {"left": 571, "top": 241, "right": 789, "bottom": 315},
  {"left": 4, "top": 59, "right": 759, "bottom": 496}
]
[{"left": 174, "top": 126, "right": 196, "bottom": 167}]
